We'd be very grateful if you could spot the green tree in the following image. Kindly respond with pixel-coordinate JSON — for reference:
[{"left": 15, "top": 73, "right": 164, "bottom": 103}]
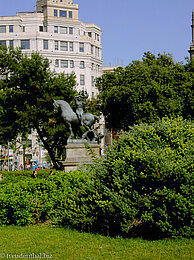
[
  {"left": 0, "top": 46, "right": 77, "bottom": 169},
  {"left": 96, "top": 52, "right": 194, "bottom": 131}
]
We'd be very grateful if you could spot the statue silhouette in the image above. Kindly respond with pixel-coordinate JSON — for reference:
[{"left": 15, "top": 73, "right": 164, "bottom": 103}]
[{"left": 53, "top": 98, "right": 99, "bottom": 142}]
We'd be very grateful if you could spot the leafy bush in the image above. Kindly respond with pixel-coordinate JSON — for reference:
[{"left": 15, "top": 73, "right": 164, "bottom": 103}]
[
  {"left": 0, "top": 118, "right": 193, "bottom": 239},
  {"left": 0, "top": 169, "right": 105, "bottom": 229},
  {"left": 86, "top": 117, "right": 193, "bottom": 238}
]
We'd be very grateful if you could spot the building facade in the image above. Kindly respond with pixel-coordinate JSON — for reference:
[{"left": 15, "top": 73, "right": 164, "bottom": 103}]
[
  {"left": 189, "top": 11, "right": 194, "bottom": 59},
  {"left": 0, "top": 0, "right": 102, "bottom": 98},
  {"left": 0, "top": 0, "right": 103, "bottom": 170},
  {"left": 0, "top": 131, "right": 50, "bottom": 171}
]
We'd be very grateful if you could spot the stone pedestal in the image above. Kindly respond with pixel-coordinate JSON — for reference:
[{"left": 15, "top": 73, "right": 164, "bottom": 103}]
[{"left": 60, "top": 140, "right": 100, "bottom": 172}]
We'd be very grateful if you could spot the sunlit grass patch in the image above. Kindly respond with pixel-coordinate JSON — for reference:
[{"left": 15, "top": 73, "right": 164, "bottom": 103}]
[{"left": 0, "top": 225, "right": 193, "bottom": 259}]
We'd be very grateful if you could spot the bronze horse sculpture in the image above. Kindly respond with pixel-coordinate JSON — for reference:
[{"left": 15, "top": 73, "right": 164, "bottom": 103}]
[{"left": 53, "top": 99, "right": 99, "bottom": 141}]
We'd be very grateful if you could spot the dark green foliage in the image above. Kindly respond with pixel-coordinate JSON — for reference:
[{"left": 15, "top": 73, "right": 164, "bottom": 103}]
[
  {"left": 0, "top": 46, "right": 77, "bottom": 168},
  {"left": 88, "top": 117, "right": 194, "bottom": 238},
  {"left": 96, "top": 52, "right": 194, "bottom": 130}
]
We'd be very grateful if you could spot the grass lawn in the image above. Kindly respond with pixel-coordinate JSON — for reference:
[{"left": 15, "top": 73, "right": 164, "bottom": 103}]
[{"left": 0, "top": 225, "right": 193, "bottom": 259}]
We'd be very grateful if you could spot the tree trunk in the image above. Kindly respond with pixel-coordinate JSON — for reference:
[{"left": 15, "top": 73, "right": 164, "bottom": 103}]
[{"left": 36, "top": 126, "right": 62, "bottom": 170}]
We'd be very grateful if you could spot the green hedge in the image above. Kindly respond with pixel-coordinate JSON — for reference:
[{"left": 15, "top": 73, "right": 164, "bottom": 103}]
[
  {"left": 0, "top": 170, "right": 95, "bottom": 227},
  {"left": 0, "top": 117, "right": 193, "bottom": 239}
]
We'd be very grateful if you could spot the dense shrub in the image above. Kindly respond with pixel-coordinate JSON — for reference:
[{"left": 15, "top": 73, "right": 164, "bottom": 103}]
[
  {"left": 86, "top": 117, "right": 193, "bottom": 238},
  {"left": 0, "top": 170, "right": 94, "bottom": 226},
  {"left": 0, "top": 118, "right": 193, "bottom": 239}
]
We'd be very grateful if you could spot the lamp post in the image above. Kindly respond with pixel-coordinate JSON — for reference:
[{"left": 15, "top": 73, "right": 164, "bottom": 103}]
[
  {"left": 22, "top": 137, "right": 26, "bottom": 171},
  {"left": 7, "top": 142, "right": 9, "bottom": 172}
]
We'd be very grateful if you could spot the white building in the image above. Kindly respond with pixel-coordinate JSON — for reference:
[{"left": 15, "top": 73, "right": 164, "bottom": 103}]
[
  {"left": 0, "top": 0, "right": 103, "bottom": 98},
  {"left": 0, "top": 0, "right": 103, "bottom": 170}
]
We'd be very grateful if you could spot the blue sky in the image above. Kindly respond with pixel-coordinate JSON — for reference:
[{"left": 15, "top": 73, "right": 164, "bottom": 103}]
[{"left": 0, "top": 0, "right": 193, "bottom": 66}]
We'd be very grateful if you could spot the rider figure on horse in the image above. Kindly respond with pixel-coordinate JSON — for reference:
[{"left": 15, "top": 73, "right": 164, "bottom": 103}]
[{"left": 75, "top": 91, "right": 88, "bottom": 125}]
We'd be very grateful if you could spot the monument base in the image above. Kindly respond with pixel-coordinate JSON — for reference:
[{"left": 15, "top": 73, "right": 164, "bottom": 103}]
[{"left": 60, "top": 141, "right": 100, "bottom": 172}]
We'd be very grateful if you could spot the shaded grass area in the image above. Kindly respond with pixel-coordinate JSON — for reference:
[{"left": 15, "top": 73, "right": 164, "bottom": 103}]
[{"left": 0, "top": 225, "right": 193, "bottom": 259}]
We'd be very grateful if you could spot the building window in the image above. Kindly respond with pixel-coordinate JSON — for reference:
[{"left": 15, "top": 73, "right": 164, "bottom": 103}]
[
  {"left": 21, "top": 26, "right": 26, "bottom": 32},
  {"left": 80, "top": 75, "right": 85, "bottom": 86},
  {"left": 43, "top": 40, "right": 48, "bottom": 50},
  {"left": 60, "top": 10, "right": 67, "bottom": 17},
  {"left": 21, "top": 40, "right": 30, "bottom": 49},
  {"left": 69, "top": 11, "right": 72, "bottom": 18},
  {"left": 9, "top": 40, "right": 14, "bottom": 48},
  {"left": 69, "top": 27, "right": 73, "bottom": 35},
  {"left": 60, "top": 27, "right": 67, "bottom": 34},
  {"left": 95, "top": 47, "right": 98, "bottom": 56},
  {"left": 55, "top": 59, "right": 59, "bottom": 68},
  {"left": 80, "top": 61, "right": 85, "bottom": 69},
  {"left": 69, "top": 42, "right": 73, "bottom": 52},
  {"left": 39, "top": 26, "right": 44, "bottom": 32},
  {"left": 91, "top": 63, "right": 94, "bottom": 71},
  {"left": 0, "top": 40, "right": 6, "bottom": 46},
  {"left": 70, "top": 60, "right": 74, "bottom": 68},
  {"left": 61, "top": 60, "right": 68, "bottom": 68},
  {"left": 55, "top": 41, "right": 59, "bottom": 50},
  {"left": 94, "top": 34, "right": 100, "bottom": 41},
  {"left": 54, "top": 26, "right": 58, "bottom": 33},
  {"left": 9, "top": 25, "right": 13, "bottom": 33},
  {"left": 91, "top": 76, "right": 95, "bottom": 87},
  {"left": 88, "top": 32, "right": 92, "bottom": 37},
  {"left": 91, "top": 45, "right": 94, "bottom": 54},
  {"left": 60, "top": 41, "right": 68, "bottom": 51},
  {"left": 0, "top": 26, "right": 6, "bottom": 33},
  {"left": 54, "top": 9, "right": 58, "bottom": 16},
  {"left": 79, "top": 42, "right": 84, "bottom": 52}
]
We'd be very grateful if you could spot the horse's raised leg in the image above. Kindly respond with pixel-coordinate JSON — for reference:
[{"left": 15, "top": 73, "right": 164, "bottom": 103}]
[{"left": 67, "top": 122, "right": 74, "bottom": 139}]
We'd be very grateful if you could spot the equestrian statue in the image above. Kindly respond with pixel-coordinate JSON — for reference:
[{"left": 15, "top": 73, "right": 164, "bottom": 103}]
[{"left": 53, "top": 92, "right": 99, "bottom": 142}]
